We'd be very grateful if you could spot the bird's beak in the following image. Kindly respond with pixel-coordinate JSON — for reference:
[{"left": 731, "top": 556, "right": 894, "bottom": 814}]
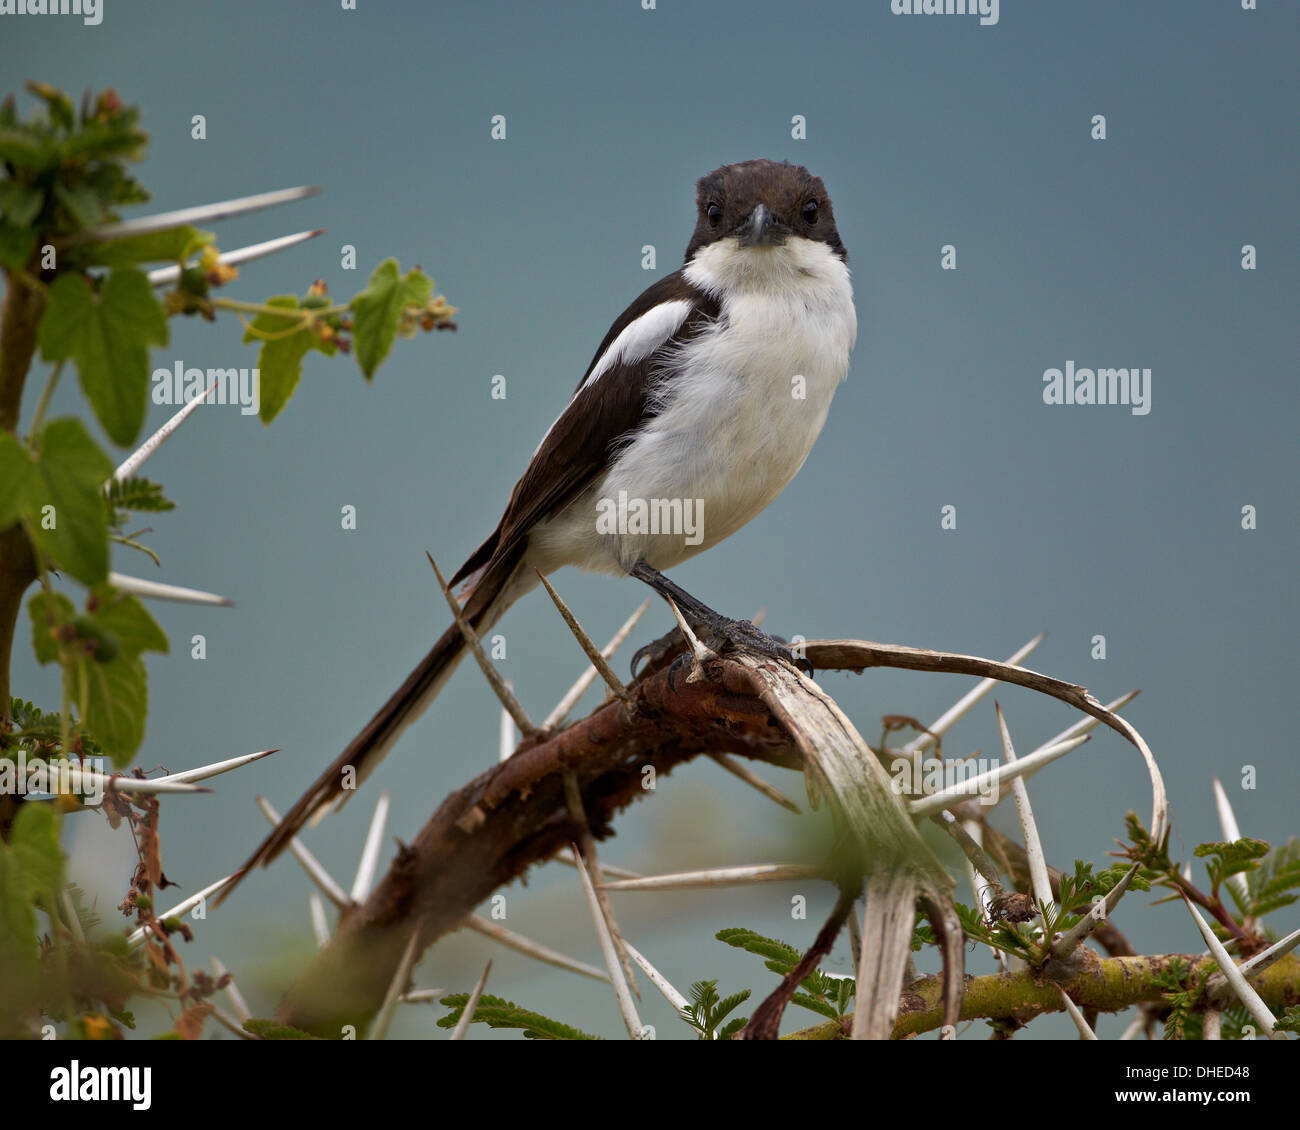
[{"left": 738, "top": 204, "right": 788, "bottom": 247}]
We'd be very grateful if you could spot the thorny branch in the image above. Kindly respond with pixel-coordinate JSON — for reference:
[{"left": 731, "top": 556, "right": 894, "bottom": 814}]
[{"left": 271, "top": 634, "right": 1174, "bottom": 1036}]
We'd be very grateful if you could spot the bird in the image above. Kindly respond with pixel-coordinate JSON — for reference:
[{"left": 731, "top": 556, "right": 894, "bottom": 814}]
[{"left": 229, "top": 158, "right": 858, "bottom": 891}]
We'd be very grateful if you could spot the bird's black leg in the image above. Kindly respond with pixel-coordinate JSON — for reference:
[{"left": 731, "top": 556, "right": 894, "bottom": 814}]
[{"left": 627, "top": 559, "right": 813, "bottom": 677}]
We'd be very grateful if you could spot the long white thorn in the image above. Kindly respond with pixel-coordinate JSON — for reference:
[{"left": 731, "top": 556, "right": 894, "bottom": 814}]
[
  {"left": 69, "top": 185, "right": 321, "bottom": 243},
  {"left": 1026, "top": 689, "right": 1140, "bottom": 758},
  {"left": 1236, "top": 926, "right": 1300, "bottom": 979},
  {"left": 429, "top": 554, "right": 536, "bottom": 736},
  {"left": 257, "top": 796, "right": 350, "bottom": 908},
  {"left": 399, "top": 988, "right": 447, "bottom": 1004},
  {"left": 996, "top": 704, "right": 1054, "bottom": 922},
  {"left": 309, "top": 892, "right": 331, "bottom": 948},
  {"left": 573, "top": 845, "right": 644, "bottom": 1039},
  {"left": 1119, "top": 1012, "right": 1146, "bottom": 1041},
  {"left": 112, "top": 383, "right": 217, "bottom": 481},
  {"left": 498, "top": 702, "right": 516, "bottom": 763},
  {"left": 536, "top": 571, "right": 631, "bottom": 705},
  {"left": 1056, "top": 988, "right": 1098, "bottom": 1040},
  {"left": 543, "top": 598, "right": 650, "bottom": 729},
  {"left": 147, "top": 228, "right": 326, "bottom": 287},
  {"left": 1211, "top": 778, "right": 1250, "bottom": 903},
  {"left": 960, "top": 818, "right": 1008, "bottom": 972},
  {"left": 621, "top": 939, "right": 691, "bottom": 1018},
  {"left": 350, "top": 792, "right": 390, "bottom": 903},
  {"left": 464, "top": 916, "right": 608, "bottom": 982},
  {"left": 370, "top": 928, "right": 422, "bottom": 1041},
  {"left": 107, "top": 572, "right": 234, "bottom": 607},
  {"left": 600, "top": 863, "right": 826, "bottom": 892},
  {"left": 708, "top": 753, "right": 801, "bottom": 813},
  {"left": 1182, "top": 896, "right": 1276, "bottom": 1036},
  {"left": 553, "top": 847, "right": 641, "bottom": 881},
  {"left": 148, "top": 747, "right": 278, "bottom": 787},
  {"left": 449, "top": 960, "right": 493, "bottom": 1042},
  {"left": 907, "top": 735, "right": 1088, "bottom": 818},
  {"left": 1052, "top": 864, "right": 1140, "bottom": 958},
  {"left": 37, "top": 762, "right": 207, "bottom": 800},
  {"left": 127, "top": 873, "right": 236, "bottom": 948}
]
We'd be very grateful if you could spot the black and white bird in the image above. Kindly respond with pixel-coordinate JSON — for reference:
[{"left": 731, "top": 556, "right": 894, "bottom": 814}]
[{"left": 235, "top": 158, "right": 858, "bottom": 882}]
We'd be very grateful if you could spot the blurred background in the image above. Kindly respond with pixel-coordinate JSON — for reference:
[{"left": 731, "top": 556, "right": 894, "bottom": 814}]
[{"left": 3, "top": 0, "right": 1296, "bottom": 1038}]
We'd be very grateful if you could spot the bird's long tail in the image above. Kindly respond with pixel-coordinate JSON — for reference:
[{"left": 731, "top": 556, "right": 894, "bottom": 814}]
[{"left": 221, "top": 547, "right": 526, "bottom": 900}]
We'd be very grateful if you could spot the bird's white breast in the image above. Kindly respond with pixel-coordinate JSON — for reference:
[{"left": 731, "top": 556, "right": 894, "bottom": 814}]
[{"left": 529, "top": 236, "right": 857, "bottom": 577}]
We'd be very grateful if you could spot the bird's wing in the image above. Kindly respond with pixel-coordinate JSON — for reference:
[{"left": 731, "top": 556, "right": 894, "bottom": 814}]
[{"left": 451, "top": 270, "right": 719, "bottom": 586}]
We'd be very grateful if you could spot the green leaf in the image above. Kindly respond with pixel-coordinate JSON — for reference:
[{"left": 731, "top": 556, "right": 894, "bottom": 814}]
[
  {"left": 0, "top": 850, "right": 40, "bottom": 1022},
  {"left": 0, "top": 180, "right": 45, "bottom": 227},
  {"left": 26, "top": 419, "right": 114, "bottom": 585},
  {"left": 0, "top": 433, "right": 38, "bottom": 530},
  {"left": 1195, "top": 839, "right": 1270, "bottom": 864},
  {"left": 27, "top": 82, "right": 76, "bottom": 133},
  {"left": 89, "top": 588, "right": 168, "bottom": 656},
  {"left": 38, "top": 270, "right": 169, "bottom": 446},
  {"left": 27, "top": 587, "right": 163, "bottom": 763},
  {"left": 0, "top": 126, "right": 53, "bottom": 170},
  {"left": 83, "top": 225, "right": 212, "bottom": 268},
  {"left": 350, "top": 258, "right": 432, "bottom": 379},
  {"left": 53, "top": 182, "right": 108, "bottom": 228},
  {"left": 242, "top": 295, "right": 311, "bottom": 424},
  {"left": 28, "top": 590, "right": 74, "bottom": 665},
  {"left": 10, "top": 804, "right": 63, "bottom": 900},
  {"left": 716, "top": 927, "right": 802, "bottom": 967},
  {"left": 0, "top": 221, "right": 38, "bottom": 271},
  {"left": 80, "top": 651, "right": 148, "bottom": 764}
]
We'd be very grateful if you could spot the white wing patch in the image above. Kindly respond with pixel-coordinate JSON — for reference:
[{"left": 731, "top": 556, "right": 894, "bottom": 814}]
[
  {"left": 579, "top": 299, "right": 693, "bottom": 391},
  {"left": 530, "top": 298, "right": 694, "bottom": 459}
]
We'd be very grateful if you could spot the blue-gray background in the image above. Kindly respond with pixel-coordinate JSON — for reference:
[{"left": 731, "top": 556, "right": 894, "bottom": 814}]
[{"left": 4, "top": 0, "right": 1296, "bottom": 1039}]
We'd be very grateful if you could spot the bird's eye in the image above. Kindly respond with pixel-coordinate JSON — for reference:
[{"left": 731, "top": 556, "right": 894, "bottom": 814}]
[
  {"left": 706, "top": 202, "right": 723, "bottom": 226},
  {"left": 802, "top": 199, "right": 819, "bottom": 224}
]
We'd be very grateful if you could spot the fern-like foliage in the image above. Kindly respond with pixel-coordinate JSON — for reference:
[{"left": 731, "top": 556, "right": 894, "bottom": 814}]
[
  {"left": 107, "top": 476, "right": 175, "bottom": 514},
  {"left": 678, "top": 979, "right": 751, "bottom": 1040},
  {"left": 1244, "top": 838, "right": 1300, "bottom": 921},
  {"left": 436, "top": 993, "right": 600, "bottom": 1040}
]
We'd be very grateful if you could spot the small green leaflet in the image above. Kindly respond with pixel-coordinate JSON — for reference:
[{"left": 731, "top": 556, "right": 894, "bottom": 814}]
[{"left": 351, "top": 258, "right": 432, "bottom": 379}]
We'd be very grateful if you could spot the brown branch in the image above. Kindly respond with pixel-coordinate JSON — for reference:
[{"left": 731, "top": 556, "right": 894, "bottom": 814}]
[
  {"left": 783, "top": 954, "right": 1300, "bottom": 1040},
  {"left": 275, "top": 654, "right": 806, "bottom": 1034},
  {"left": 270, "top": 635, "right": 1170, "bottom": 1035},
  {"left": 740, "top": 885, "right": 856, "bottom": 1040},
  {"left": 0, "top": 274, "right": 45, "bottom": 725}
]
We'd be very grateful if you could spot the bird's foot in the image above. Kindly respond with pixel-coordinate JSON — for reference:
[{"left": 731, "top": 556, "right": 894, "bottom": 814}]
[
  {"left": 693, "top": 612, "right": 813, "bottom": 676},
  {"left": 629, "top": 616, "right": 812, "bottom": 681},
  {"left": 630, "top": 626, "right": 688, "bottom": 679}
]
